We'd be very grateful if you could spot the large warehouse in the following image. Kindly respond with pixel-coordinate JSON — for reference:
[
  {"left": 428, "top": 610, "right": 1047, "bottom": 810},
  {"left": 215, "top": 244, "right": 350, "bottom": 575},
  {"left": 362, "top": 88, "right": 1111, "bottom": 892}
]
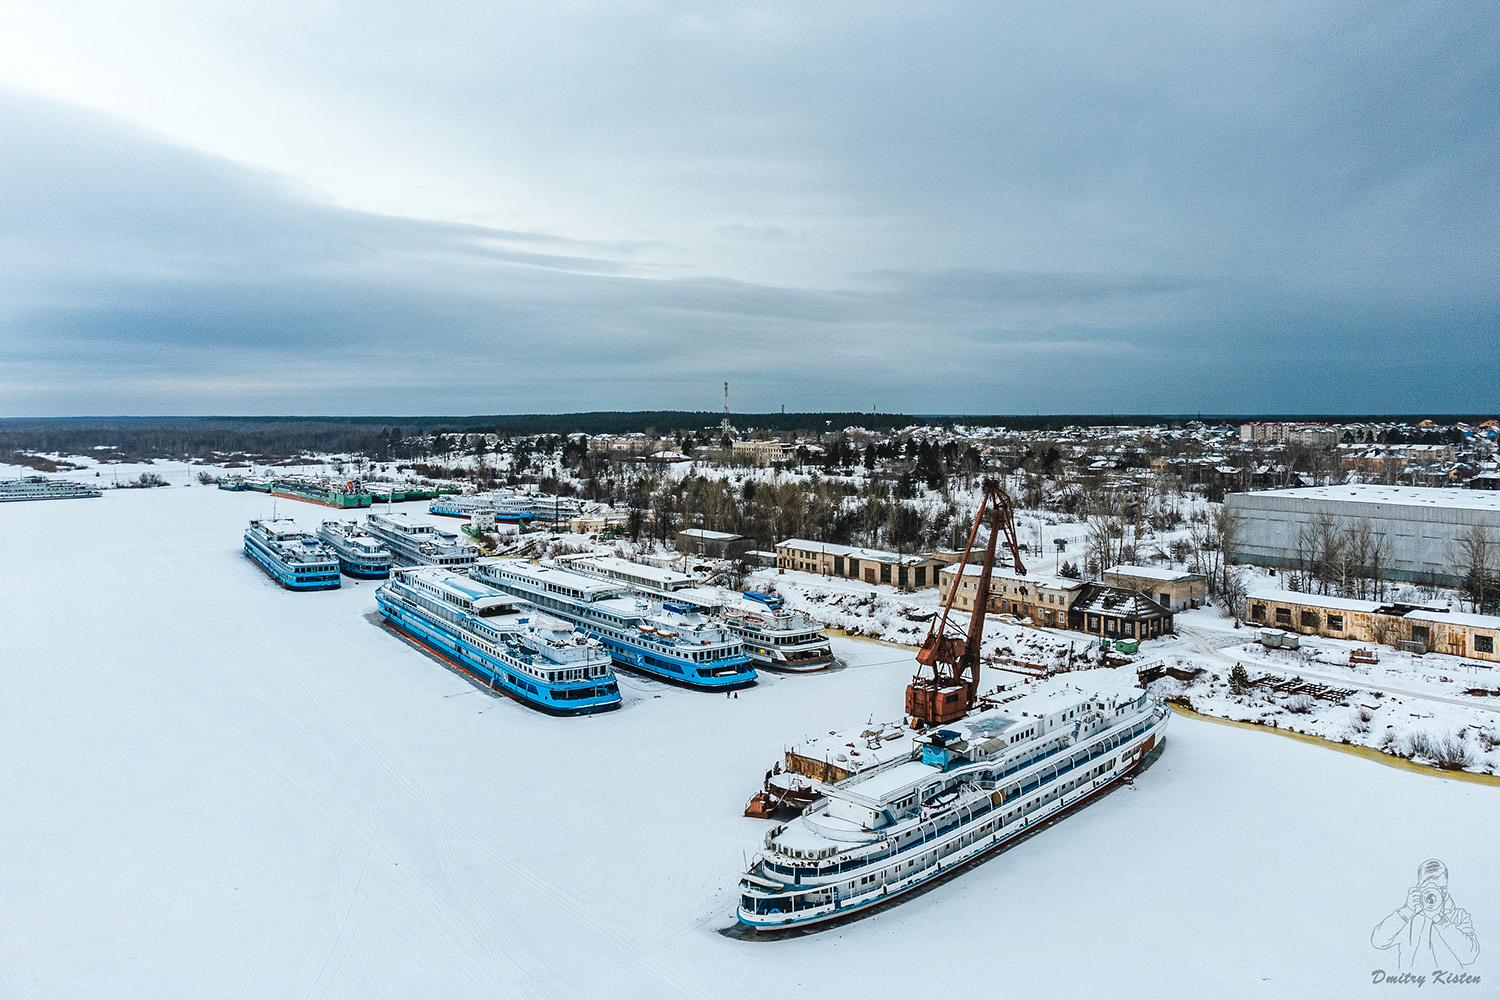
[{"left": 1225, "top": 485, "right": 1500, "bottom": 587}]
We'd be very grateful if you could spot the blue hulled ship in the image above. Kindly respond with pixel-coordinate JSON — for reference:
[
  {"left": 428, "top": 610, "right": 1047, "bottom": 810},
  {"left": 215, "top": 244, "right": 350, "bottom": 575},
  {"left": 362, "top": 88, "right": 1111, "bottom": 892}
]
[
  {"left": 316, "top": 520, "right": 393, "bottom": 578},
  {"left": 243, "top": 518, "right": 342, "bottom": 591},
  {"left": 472, "top": 559, "right": 756, "bottom": 690},
  {"left": 376, "top": 566, "right": 620, "bottom": 715}
]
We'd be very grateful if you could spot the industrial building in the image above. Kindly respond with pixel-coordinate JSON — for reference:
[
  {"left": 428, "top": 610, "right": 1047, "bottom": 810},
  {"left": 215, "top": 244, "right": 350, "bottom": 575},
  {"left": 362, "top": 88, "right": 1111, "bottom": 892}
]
[
  {"left": 676, "top": 528, "right": 753, "bottom": 559},
  {"left": 730, "top": 440, "right": 791, "bottom": 465},
  {"left": 937, "top": 563, "right": 1174, "bottom": 639},
  {"left": 1245, "top": 589, "right": 1500, "bottom": 663},
  {"left": 1103, "top": 564, "right": 1206, "bottom": 612},
  {"left": 776, "top": 539, "right": 956, "bottom": 589},
  {"left": 937, "top": 564, "right": 1084, "bottom": 629},
  {"left": 1225, "top": 485, "right": 1500, "bottom": 587}
]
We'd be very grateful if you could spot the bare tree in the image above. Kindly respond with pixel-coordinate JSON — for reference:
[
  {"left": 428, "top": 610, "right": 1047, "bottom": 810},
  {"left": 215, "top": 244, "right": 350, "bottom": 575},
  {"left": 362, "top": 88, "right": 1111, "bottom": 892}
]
[
  {"left": 1294, "top": 512, "right": 1345, "bottom": 595},
  {"left": 1218, "top": 564, "right": 1248, "bottom": 619},
  {"left": 1453, "top": 523, "right": 1498, "bottom": 614},
  {"left": 1345, "top": 518, "right": 1375, "bottom": 600},
  {"left": 1189, "top": 503, "right": 1242, "bottom": 600},
  {"left": 1085, "top": 489, "right": 1142, "bottom": 578}
]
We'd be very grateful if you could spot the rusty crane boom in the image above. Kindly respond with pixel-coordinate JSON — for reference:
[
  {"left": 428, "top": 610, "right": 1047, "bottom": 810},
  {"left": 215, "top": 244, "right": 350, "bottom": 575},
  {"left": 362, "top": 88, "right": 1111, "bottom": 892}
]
[{"left": 905, "top": 477, "right": 1026, "bottom": 728}]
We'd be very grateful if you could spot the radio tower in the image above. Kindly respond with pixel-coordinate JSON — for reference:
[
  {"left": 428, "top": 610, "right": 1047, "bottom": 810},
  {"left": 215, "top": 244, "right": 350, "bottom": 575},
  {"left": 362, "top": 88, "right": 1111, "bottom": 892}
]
[{"left": 721, "top": 382, "right": 731, "bottom": 440}]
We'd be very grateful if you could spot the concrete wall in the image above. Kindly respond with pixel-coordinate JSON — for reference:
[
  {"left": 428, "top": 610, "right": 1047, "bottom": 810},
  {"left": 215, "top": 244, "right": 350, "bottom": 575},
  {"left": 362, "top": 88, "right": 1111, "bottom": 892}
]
[
  {"left": 1102, "top": 571, "right": 1205, "bottom": 611},
  {"left": 1226, "top": 487, "right": 1500, "bottom": 588},
  {"left": 1244, "top": 592, "right": 1500, "bottom": 663}
]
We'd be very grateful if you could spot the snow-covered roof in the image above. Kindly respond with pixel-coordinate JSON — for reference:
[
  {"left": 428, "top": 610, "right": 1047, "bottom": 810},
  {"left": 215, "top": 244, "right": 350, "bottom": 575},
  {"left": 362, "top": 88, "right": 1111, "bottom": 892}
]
[
  {"left": 568, "top": 554, "right": 697, "bottom": 590},
  {"left": 679, "top": 528, "right": 746, "bottom": 541},
  {"left": 844, "top": 759, "right": 939, "bottom": 800},
  {"left": 1072, "top": 583, "right": 1172, "bottom": 619},
  {"left": 777, "top": 538, "right": 943, "bottom": 565},
  {"left": 1404, "top": 608, "right": 1500, "bottom": 630},
  {"left": 942, "top": 562, "right": 1083, "bottom": 591},
  {"left": 1245, "top": 589, "right": 1383, "bottom": 614},
  {"left": 1236, "top": 484, "right": 1500, "bottom": 513},
  {"left": 1104, "top": 564, "right": 1204, "bottom": 583}
]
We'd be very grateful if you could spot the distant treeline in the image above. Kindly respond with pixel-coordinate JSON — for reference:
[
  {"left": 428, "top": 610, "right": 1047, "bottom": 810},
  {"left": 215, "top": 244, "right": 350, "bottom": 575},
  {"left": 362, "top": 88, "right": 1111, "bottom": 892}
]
[
  {"left": 3, "top": 411, "right": 1493, "bottom": 463},
  {"left": 0, "top": 418, "right": 386, "bottom": 464}
]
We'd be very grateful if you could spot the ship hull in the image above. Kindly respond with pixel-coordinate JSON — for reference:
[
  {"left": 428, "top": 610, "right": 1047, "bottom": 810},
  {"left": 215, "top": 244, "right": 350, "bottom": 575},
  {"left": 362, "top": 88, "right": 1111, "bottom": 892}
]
[
  {"left": 594, "top": 632, "right": 757, "bottom": 690},
  {"left": 339, "top": 563, "right": 392, "bottom": 579},
  {"left": 269, "top": 487, "right": 371, "bottom": 508}
]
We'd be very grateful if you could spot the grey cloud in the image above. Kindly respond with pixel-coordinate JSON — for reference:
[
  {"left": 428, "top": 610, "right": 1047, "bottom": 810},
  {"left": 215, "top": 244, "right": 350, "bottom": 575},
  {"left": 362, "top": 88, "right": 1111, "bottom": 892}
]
[{"left": 3, "top": 0, "right": 1500, "bottom": 419}]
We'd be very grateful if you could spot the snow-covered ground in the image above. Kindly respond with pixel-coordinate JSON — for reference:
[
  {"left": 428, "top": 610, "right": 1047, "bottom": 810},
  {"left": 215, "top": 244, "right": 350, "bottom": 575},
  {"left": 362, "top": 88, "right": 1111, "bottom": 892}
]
[
  {"left": 3, "top": 485, "right": 1499, "bottom": 998},
  {"left": 1153, "top": 612, "right": 1500, "bottom": 775},
  {"left": 748, "top": 567, "right": 1086, "bottom": 674},
  {"left": 756, "top": 562, "right": 1500, "bottom": 777}
]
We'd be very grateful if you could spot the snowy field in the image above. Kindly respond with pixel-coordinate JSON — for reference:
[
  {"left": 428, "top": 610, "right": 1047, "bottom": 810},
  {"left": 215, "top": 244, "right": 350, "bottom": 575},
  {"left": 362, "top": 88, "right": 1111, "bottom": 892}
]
[{"left": 3, "top": 485, "right": 1499, "bottom": 998}]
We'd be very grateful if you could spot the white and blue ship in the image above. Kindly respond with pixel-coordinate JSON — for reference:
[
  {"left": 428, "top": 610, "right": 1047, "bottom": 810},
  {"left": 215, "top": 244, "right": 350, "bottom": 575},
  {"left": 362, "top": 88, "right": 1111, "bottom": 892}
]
[
  {"left": 737, "top": 677, "right": 1169, "bottom": 931},
  {"left": 0, "top": 476, "right": 102, "bottom": 502},
  {"left": 376, "top": 566, "right": 620, "bottom": 715},
  {"left": 429, "top": 491, "right": 583, "bottom": 524},
  {"left": 718, "top": 592, "right": 835, "bottom": 672},
  {"left": 363, "top": 511, "right": 477, "bottom": 569},
  {"left": 428, "top": 493, "right": 505, "bottom": 519},
  {"left": 562, "top": 556, "right": 836, "bottom": 674},
  {"left": 472, "top": 559, "right": 757, "bottom": 690},
  {"left": 243, "top": 518, "right": 342, "bottom": 591},
  {"left": 316, "top": 520, "right": 393, "bottom": 578}
]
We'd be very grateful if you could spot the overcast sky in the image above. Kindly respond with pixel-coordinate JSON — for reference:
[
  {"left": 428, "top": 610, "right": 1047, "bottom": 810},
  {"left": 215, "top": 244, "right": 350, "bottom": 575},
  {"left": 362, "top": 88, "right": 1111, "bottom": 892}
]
[{"left": 1, "top": 2, "right": 1497, "bottom": 416}]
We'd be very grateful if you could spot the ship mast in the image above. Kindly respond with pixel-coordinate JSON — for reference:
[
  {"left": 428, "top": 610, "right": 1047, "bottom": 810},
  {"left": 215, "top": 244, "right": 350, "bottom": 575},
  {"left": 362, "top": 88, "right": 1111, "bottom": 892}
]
[{"left": 905, "top": 477, "right": 1025, "bottom": 728}]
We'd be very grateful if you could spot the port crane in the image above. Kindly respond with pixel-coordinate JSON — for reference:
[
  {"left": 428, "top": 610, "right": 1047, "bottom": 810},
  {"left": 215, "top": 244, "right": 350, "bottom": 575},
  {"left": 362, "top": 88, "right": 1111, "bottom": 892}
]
[{"left": 905, "top": 477, "right": 1026, "bottom": 728}]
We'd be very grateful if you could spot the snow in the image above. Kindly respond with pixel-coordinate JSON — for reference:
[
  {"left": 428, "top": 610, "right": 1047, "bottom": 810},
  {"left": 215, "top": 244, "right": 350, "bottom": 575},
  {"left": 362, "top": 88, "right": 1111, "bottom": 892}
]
[
  {"left": 945, "top": 561, "right": 1082, "bottom": 592},
  {"left": 1160, "top": 613, "right": 1500, "bottom": 775},
  {"left": 1242, "top": 483, "right": 1500, "bottom": 513},
  {"left": 1246, "top": 588, "right": 1390, "bottom": 614},
  {"left": 844, "top": 760, "right": 938, "bottom": 799},
  {"left": 3, "top": 485, "right": 1500, "bottom": 998},
  {"left": 1104, "top": 563, "right": 1201, "bottom": 582},
  {"left": 1407, "top": 608, "right": 1500, "bottom": 631}
]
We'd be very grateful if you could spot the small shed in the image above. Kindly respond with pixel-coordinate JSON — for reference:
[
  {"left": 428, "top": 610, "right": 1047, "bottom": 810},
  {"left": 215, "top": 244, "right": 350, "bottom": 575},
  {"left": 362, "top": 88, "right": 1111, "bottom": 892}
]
[{"left": 677, "top": 528, "right": 753, "bottom": 559}]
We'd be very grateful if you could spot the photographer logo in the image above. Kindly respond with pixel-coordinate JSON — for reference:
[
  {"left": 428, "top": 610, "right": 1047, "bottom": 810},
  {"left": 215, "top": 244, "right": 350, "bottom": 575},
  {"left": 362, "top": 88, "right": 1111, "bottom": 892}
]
[{"left": 1370, "top": 859, "right": 1481, "bottom": 986}]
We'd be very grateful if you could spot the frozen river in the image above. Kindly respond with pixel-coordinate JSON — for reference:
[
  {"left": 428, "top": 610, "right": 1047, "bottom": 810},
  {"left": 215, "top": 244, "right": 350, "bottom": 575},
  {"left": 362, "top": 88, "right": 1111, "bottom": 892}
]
[{"left": 2, "top": 485, "right": 1497, "bottom": 998}]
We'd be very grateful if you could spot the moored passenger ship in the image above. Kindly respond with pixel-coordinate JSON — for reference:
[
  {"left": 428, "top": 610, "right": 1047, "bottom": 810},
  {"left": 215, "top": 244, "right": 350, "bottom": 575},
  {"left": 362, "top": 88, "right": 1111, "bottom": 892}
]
[
  {"left": 737, "top": 676, "right": 1169, "bottom": 930},
  {"left": 428, "top": 493, "right": 500, "bottom": 519},
  {"left": 429, "top": 491, "right": 583, "bottom": 524},
  {"left": 243, "top": 518, "right": 342, "bottom": 590},
  {"left": 316, "top": 520, "right": 393, "bottom": 578},
  {"left": 721, "top": 592, "right": 835, "bottom": 672},
  {"left": 561, "top": 558, "right": 834, "bottom": 673},
  {"left": 376, "top": 566, "right": 620, "bottom": 714},
  {"left": 0, "top": 476, "right": 103, "bottom": 502},
  {"left": 473, "top": 559, "right": 757, "bottom": 690},
  {"left": 363, "top": 511, "right": 477, "bottom": 569}
]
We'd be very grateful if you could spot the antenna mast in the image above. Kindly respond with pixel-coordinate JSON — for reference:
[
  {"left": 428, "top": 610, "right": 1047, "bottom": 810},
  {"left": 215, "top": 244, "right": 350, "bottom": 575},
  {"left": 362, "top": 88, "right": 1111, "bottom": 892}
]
[{"left": 721, "top": 382, "right": 731, "bottom": 440}]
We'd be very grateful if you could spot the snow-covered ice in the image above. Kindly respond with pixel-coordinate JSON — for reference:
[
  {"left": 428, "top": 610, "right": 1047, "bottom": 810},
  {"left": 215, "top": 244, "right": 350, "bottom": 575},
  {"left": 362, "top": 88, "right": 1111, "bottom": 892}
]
[{"left": 3, "top": 485, "right": 1498, "bottom": 998}]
